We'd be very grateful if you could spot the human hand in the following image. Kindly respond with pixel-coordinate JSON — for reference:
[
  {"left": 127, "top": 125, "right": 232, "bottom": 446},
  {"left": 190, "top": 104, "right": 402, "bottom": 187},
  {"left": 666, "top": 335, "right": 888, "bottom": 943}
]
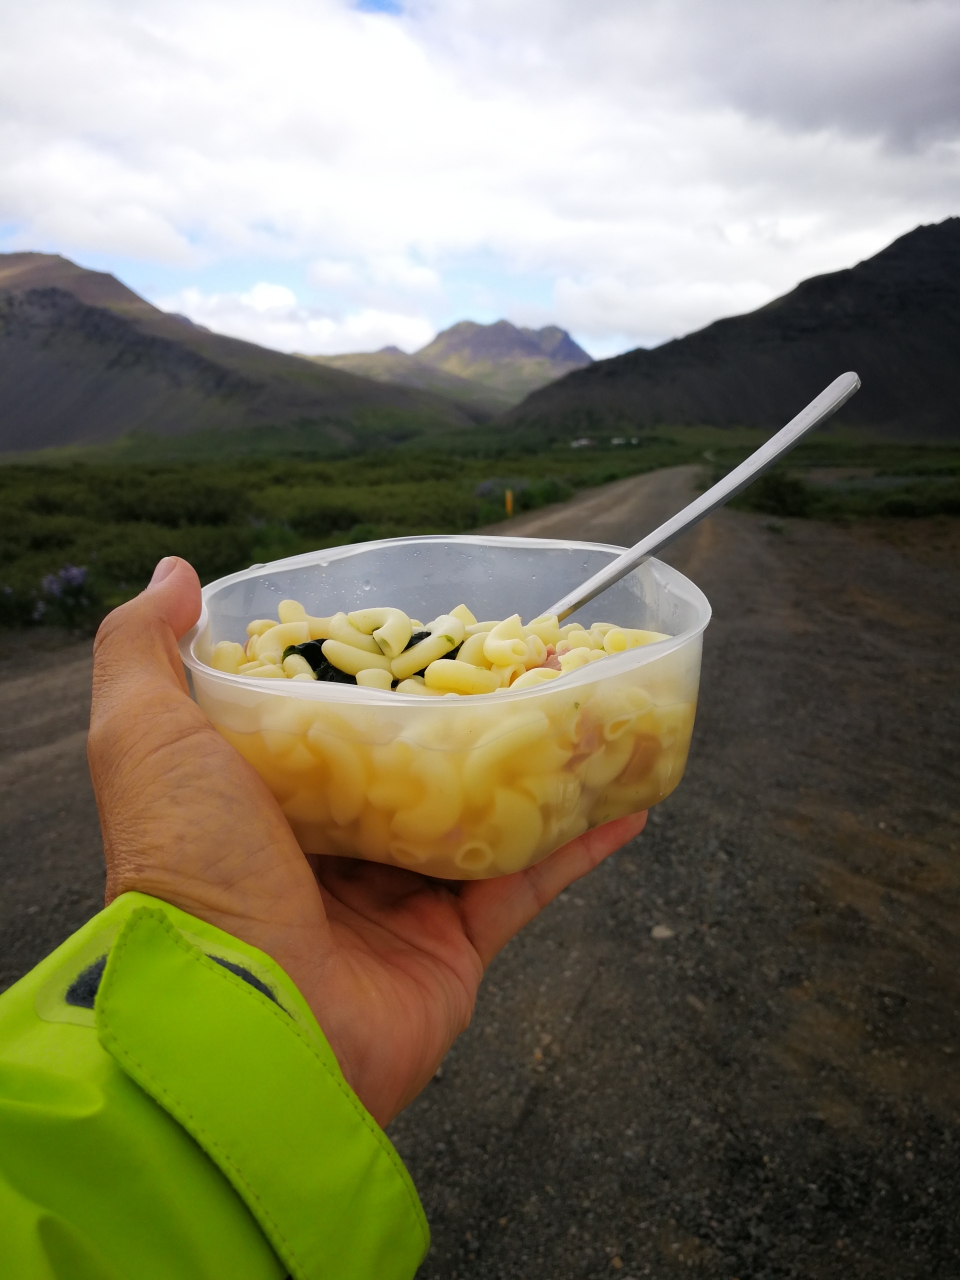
[{"left": 88, "top": 557, "right": 647, "bottom": 1126}]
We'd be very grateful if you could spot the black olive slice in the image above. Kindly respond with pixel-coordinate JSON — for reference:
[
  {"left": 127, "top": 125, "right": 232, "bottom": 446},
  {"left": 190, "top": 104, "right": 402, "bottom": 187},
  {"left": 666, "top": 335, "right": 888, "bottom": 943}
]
[
  {"left": 403, "top": 630, "right": 431, "bottom": 651},
  {"left": 283, "top": 640, "right": 357, "bottom": 684}
]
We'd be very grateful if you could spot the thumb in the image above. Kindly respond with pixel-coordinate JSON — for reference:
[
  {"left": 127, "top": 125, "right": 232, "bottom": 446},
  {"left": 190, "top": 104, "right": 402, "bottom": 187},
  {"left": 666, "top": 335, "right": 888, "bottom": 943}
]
[
  {"left": 145, "top": 555, "right": 203, "bottom": 635},
  {"left": 92, "top": 557, "right": 202, "bottom": 707}
]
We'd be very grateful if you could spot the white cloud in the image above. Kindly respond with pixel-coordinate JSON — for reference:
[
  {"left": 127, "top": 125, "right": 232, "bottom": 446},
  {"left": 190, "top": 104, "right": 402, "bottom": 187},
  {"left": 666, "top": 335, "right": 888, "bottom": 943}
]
[
  {"left": 159, "top": 283, "right": 434, "bottom": 353},
  {"left": 0, "top": 0, "right": 958, "bottom": 354},
  {"left": 240, "top": 283, "right": 298, "bottom": 312}
]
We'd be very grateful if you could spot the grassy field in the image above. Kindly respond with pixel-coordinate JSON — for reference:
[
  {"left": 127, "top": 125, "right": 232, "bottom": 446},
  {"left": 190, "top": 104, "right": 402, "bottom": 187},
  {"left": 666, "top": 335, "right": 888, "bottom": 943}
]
[{"left": 2, "top": 424, "right": 958, "bottom": 630}]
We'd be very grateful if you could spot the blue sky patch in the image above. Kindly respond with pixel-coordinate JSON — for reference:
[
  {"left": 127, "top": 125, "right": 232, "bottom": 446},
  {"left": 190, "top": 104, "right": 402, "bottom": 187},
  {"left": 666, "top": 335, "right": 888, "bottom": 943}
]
[{"left": 354, "top": 0, "right": 402, "bottom": 14}]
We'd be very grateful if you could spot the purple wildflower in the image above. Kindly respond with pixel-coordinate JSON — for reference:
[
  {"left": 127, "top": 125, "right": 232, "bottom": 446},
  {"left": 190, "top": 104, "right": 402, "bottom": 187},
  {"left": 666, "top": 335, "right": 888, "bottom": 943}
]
[
  {"left": 42, "top": 564, "right": 88, "bottom": 597},
  {"left": 60, "top": 565, "right": 87, "bottom": 587}
]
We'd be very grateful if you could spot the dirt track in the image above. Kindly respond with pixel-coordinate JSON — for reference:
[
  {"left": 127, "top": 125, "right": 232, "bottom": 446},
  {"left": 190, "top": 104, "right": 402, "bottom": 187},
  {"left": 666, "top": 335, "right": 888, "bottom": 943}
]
[{"left": 2, "top": 469, "right": 960, "bottom": 1277}]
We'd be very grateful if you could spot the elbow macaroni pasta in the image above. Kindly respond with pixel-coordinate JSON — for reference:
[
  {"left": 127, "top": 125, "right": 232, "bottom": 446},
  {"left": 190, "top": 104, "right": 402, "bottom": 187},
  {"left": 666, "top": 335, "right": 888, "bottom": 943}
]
[{"left": 200, "top": 595, "right": 698, "bottom": 879}]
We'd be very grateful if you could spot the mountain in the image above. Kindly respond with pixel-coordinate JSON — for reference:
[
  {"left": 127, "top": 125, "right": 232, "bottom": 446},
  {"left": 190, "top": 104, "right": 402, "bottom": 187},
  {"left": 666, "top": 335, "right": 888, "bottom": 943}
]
[
  {"left": 0, "top": 254, "right": 477, "bottom": 454},
  {"left": 305, "top": 345, "right": 512, "bottom": 418},
  {"left": 310, "top": 320, "right": 593, "bottom": 410},
  {"left": 416, "top": 320, "right": 592, "bottom": 402},
  {"left": 506, "top": 218, "right": 960, "bottom": 439}
]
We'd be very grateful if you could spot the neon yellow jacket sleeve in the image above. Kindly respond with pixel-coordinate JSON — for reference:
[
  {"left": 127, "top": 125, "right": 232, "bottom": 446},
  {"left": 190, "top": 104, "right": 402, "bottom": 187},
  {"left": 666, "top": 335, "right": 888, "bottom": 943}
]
[{"left": 0, "top": 892, "right": 429, "bottom": 1280}]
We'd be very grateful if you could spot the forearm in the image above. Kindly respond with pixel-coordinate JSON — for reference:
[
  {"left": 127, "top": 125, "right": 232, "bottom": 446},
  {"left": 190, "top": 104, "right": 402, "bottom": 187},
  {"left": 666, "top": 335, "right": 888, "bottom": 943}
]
[{"left": 0, "top": 893, "right": 428, "bottom": 1280}]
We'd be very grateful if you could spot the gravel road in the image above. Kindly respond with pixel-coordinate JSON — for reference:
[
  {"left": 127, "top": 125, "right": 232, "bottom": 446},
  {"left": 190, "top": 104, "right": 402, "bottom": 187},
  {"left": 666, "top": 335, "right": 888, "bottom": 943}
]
[{"left": 2, "top": 467, "right": 959, "bottom": 1278}]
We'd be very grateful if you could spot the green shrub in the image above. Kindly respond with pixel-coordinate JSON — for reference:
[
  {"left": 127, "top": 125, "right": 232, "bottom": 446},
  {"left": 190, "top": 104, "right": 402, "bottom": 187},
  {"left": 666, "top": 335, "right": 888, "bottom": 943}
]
[{"left": 735, "top": 470, "right": 814, "bottom": 518}]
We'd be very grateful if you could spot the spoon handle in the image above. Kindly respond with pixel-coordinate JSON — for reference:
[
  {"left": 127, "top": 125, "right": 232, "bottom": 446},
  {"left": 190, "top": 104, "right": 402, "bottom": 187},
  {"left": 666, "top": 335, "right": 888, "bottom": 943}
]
[{"left": 546, "top": 371, "right": 861, "bottom": 621}]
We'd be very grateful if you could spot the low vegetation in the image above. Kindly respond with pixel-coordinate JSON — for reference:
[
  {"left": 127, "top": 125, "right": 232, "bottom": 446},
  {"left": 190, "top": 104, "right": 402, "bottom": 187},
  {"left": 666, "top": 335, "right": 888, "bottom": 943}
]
[
  {"left": 3, "top": 428, "right": 957, "bottom": 631},
  {"left": 0, "top": 431, "right": 703, "bottom": 628},
  {"left": 727, "top": 442, "right": 960, "bottom": 520}
]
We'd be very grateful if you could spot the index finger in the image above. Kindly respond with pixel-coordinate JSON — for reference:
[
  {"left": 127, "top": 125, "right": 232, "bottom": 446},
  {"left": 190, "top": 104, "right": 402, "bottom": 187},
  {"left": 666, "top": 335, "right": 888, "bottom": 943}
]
[{"left": 457, "top": 811, "right": 647, "bottom": 967}]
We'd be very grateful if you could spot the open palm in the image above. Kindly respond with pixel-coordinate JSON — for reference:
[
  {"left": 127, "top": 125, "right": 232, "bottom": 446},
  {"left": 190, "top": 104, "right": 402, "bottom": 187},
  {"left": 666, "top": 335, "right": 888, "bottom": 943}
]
[{"left": 88, "top": 557, "right": 646, "bottom": 1126}]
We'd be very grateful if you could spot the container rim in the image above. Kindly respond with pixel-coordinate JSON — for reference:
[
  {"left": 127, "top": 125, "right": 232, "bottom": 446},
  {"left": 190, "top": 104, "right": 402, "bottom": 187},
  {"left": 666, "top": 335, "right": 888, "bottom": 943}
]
[{"left": 179, "top": 534, "right": 712, "bottom": 706}]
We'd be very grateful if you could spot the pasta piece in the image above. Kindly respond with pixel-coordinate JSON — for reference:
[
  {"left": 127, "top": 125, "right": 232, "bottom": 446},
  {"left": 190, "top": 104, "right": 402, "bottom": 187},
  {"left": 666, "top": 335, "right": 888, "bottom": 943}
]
[
  {"left": 282, "top": 653, "right": 315, "bottom": 678},
  {"left": 551, "top": 700, "right": 585, "bottom": 749},
  {"left": 367, "top": 774, "right": 420, "bottom": 811},
  {"left": 453, "top": 841, "right": 494, "bottom": 873},
  {"left": 211, "top": 641, "right": 247, "bottom": 674},
  {"left": 590, "top": 686, "right": 655, "bottom": 739},
  {"left": 424, "top": 660, "right": 499, "bottom": 696},
  {"left": 259, "top": 699, "right": 317, "bottom": 736},
  {"left": 521, "top": 635, "right": 548, "bottom": 669},
  {"left": 390, "top": 614, "right": 466, "bottom": 681},
  {"left": 253, "top": 621, "right": 310, "bottom": 661},
  {"left": 510, "top": 668, "right": 560, "bottom": 691},
  {"left": 482, "top": 615, "right": 526, "bottom": 666},
  {"left": 354, "top": 805, "right": 393, "bottom": 861},
  {"left": 260, "top": 729, "right": 300, "bottom": 758},
  {"left": 389, "top": 840, "right": 432, "bottom": 867},
  {"left": 494, "top": 661, "right": 527, "bottom": 688},
  {"left": 603, "top": 627, "right": 670, "bottom": 653},
  {"left": 281, "top": 785, "right": 331, "bottom": 828},
  {"left": 580, "top": 732, "right": 635, "bottom": 789},
  {"left": 321, "top": 640, "right": 392, "bottom": 676},
  {"left": 513, "top": 737, "right": 572, "bottom": 776},
  {"left": 455, "top": 633, "right": 494, "bottom": 668},
  {"left": 369, "top": 738, "right": 415, "bottom": 775},
  {"left": 487, "top": 788, "right": 543, "bottom": 872},
  {"left": 266, "top": 735, "right": 316, "bottom": 774},
  {"left": 347, "top": 607, "right": 413, "bottom": 659},
  {"left": 523, "top": 614, "right": 560, "bottom": 646},
  {"left": 518, "top": 771, "right": 581, "bottom": 818},
  {"left": 246, "top": 619, "right": 277, "bottom": 638},
  {"left": 307, "top": 726, "right": 366, "bottom": 825},
  {"left": 464, "top": 620, "right": 498, "bottom": 637},
  {"left": 448, "top": 604, "right": 478, "bottom": 627},
  {"left": 356, "top": 667, "right": 394, "bottom": 689},
  {"left": 395, "top": 678, "right": 443, "bottom": 696},
  {"left": 392, "top": 753, "right": 462, "bottom": 842},
  {"left": 557, "top": 647, "right": 605, "bottom": 673},
  {"left": 306, "top": 611, "right": 381, "bottom": 654},
  {"left": 556, "top": 629, "right": 601, "bottom": 654},
  {"left": 277, "top": 599, "right": 308, "bottom": 623},
  {"left": 462, "top": 711, "right": 551, "bottom": 801}
]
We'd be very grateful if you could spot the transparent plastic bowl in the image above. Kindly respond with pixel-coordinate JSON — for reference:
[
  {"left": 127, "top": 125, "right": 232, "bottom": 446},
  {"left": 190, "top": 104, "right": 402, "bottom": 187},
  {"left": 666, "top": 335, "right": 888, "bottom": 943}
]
[{"left": 179, "top": 536, "right": 711, "bottom": 879}]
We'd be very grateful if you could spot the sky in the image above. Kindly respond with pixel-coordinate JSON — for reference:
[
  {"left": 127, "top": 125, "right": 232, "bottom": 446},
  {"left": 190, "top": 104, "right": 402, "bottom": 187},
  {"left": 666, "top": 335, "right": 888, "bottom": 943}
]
[{"left": 1, "top": 0, "right": 958, "bottom": 358}]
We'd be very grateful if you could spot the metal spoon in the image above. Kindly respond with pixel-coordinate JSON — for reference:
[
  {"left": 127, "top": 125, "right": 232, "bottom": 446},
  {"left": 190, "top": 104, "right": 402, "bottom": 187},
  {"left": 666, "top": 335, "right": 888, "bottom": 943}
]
[{"left": 546, "top": 371, "right": 861, "bottom": 621}]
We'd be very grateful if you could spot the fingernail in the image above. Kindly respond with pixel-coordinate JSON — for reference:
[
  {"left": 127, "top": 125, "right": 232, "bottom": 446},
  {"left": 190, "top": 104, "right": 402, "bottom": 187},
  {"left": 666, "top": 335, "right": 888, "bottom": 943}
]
[{"left": 149, "top": 557, "right": 178, "bottom": 588}]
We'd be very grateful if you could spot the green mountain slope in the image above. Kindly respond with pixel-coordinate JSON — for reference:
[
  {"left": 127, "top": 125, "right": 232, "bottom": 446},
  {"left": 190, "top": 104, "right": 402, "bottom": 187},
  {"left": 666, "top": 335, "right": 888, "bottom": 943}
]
[
  {"left": 305, "top": 346, "right": 512, "bottom": 419},
  {"left": 0, "top": 254, "right": 476, "bottom": 454},
  {"left": 506, "top": 218, "right": 960, "bottom": 440}
]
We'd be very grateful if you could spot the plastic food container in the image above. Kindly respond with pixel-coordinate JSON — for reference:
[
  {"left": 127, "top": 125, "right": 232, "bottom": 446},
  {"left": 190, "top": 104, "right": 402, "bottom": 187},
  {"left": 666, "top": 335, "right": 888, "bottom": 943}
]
[{"left": 179, "top": 536, "right": 711, "bottom": 879}]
